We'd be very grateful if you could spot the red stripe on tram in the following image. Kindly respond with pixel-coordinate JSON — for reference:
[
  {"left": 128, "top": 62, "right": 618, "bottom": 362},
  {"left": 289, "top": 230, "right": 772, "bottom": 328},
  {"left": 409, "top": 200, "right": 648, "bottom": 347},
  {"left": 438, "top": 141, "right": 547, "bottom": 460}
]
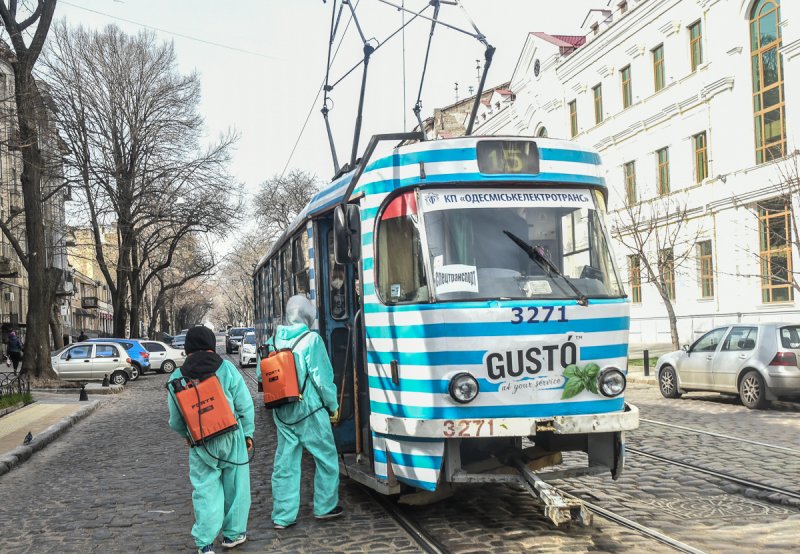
[{"left": 381, "top": 191, "right": 417, "bottom": 220}]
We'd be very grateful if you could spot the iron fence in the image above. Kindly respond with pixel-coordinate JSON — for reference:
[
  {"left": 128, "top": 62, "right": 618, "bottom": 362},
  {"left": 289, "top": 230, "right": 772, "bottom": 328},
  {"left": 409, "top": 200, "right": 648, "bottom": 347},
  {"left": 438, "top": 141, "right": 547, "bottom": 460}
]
[{"left": 0, "top": 370, "right": 29, "bottom": 397}]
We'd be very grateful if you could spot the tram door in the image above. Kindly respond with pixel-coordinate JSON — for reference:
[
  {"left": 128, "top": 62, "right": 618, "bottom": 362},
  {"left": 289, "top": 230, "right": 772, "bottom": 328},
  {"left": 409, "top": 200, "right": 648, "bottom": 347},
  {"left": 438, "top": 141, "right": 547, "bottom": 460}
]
[{"left": 315, "top": 217, "right": 357, "bottom": 452}]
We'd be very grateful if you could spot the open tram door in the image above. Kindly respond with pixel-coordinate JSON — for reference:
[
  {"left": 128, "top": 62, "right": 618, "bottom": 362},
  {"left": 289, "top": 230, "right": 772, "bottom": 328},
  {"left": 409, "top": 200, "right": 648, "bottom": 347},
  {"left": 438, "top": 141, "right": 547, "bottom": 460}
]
[{"left": 313, "top": 215, "right": 365, "bottom": 454}]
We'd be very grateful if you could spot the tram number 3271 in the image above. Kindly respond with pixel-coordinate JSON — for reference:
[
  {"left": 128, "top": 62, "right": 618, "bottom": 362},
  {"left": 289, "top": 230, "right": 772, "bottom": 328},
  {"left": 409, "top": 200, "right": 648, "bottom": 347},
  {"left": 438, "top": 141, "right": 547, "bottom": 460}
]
[{"left": 443, "top": 419, "right": 496, "bottom": 437}]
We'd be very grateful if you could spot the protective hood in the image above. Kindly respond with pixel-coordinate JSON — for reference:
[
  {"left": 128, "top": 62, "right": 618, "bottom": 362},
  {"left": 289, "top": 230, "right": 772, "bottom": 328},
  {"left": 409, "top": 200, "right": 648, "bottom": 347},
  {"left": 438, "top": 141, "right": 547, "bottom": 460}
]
[
  {"left": 285, "top": 295, "right": 315, "bottom": 328},
  {"left": 181, "top": 351, "right": 223, "bottom": 381}
]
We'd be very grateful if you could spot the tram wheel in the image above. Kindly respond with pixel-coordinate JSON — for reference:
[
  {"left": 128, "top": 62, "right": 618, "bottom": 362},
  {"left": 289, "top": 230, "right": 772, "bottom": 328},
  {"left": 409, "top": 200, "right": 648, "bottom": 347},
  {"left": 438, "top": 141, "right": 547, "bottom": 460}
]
[
  {"left": 739, "top": 370, "right": 769, "bottom": 410},
  {"left": 658, "top": 365, "right": 682, "bottom": 399}
]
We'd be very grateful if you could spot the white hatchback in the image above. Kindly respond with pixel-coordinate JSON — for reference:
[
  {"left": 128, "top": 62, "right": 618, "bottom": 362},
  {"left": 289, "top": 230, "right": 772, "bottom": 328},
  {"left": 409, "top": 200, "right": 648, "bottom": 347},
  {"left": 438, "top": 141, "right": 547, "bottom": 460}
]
[
  {"left": 239, "top": 332, "right": 258, "bottom": 368},
  {"left": 51, "top": 342, "right": 135, "bottom": 385},
  {"left": 141, "top": 341, "right": 187, "bottom": 374}
]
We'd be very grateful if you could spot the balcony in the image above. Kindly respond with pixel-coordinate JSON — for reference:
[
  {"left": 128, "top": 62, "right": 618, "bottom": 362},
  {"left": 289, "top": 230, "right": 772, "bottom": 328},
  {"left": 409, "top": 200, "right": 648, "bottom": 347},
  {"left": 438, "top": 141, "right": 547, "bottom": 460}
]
[{"left": 81, "top": 296, "right": 99, "bottom": 309}]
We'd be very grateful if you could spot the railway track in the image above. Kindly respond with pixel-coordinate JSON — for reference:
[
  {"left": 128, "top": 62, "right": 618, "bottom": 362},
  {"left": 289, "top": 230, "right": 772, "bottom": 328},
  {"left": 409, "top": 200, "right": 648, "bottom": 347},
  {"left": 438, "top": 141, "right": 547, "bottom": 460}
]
[
  {"left": 640, "top": 418, "right": 800, "bottom": 455},
  {"left": 627, "top": 446, "right": 800, "bottom": 502}
]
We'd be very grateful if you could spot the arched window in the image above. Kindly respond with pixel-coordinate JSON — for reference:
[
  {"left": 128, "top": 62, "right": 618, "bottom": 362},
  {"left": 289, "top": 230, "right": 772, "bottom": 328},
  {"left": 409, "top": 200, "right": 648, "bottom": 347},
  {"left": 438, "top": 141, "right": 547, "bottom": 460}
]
[
  {"left": 536, "top": 126, "right": 548, "bottom": 138},
  {"left": 750, "top": 0, "right": 785, "bottom": 163}
]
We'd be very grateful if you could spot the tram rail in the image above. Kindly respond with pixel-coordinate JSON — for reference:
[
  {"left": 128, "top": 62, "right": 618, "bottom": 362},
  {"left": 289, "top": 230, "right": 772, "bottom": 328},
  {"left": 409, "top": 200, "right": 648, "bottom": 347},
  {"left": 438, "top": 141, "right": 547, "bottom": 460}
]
[{"left": 639, "top": 418, "right": 800, "bottom": 455}]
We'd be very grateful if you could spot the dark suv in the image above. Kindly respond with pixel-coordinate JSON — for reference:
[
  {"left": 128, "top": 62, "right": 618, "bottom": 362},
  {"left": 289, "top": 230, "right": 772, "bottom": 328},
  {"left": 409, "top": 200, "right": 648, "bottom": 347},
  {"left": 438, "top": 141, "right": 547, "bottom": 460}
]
[{"left": 226, "top": 327, "right": 253, "bottom": 354}]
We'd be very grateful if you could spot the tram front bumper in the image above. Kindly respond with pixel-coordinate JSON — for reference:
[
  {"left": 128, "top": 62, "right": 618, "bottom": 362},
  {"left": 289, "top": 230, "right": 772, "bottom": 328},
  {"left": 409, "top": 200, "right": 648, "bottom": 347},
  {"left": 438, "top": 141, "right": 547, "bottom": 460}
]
[{"left": 371, "top": 403, "right": 639, "bottom": 439}]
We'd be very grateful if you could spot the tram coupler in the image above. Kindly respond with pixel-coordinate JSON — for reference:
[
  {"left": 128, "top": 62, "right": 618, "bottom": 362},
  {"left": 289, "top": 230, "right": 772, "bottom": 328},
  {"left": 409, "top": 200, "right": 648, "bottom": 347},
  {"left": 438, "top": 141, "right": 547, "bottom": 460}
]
[{"left": 514, "top": 458, "right": 592, "bottom": 527}]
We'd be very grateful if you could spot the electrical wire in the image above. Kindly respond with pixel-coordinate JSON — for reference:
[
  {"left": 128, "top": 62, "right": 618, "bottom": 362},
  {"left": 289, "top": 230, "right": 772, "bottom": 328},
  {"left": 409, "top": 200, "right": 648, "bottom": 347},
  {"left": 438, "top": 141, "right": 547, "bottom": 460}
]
[
  {"left": 60, "top": 1, "right": 278, "bottom": 60},
  {"left": 281, "top": 0, "right": 360, "bottom": 177}
]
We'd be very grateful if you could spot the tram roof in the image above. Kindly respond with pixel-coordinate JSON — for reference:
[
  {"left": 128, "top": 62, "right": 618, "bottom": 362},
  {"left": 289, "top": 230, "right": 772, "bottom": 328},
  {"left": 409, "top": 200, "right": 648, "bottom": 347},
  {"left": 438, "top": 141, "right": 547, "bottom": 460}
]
[{"left": 254, "top": 135, "right": 603, "bottom": 275}]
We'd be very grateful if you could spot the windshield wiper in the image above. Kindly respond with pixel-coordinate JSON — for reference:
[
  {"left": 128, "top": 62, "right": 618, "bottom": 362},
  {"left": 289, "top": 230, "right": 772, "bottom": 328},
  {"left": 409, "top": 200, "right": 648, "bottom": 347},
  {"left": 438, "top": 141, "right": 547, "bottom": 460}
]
[{"left": 503, "top": 230, "right": 589, "bottom": 306}]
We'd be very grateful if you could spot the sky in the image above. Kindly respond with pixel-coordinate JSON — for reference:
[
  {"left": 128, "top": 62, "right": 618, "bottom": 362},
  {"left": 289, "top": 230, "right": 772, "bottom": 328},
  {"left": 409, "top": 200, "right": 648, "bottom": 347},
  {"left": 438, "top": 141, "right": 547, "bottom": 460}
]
[{"left": 54, "top": 0, "right": 600, "bottom": 197}]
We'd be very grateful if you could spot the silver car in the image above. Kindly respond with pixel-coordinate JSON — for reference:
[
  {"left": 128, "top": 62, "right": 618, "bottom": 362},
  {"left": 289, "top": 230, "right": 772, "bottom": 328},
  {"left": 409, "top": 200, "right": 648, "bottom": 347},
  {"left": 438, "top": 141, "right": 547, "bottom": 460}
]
[
  {"left": 51, "top": 342, "right": 135, "bottom": 385},
  {"left": 141, "top": 341, "right": 186, "bottom": 374},
  {"left": 655, "top": 322, "right": 800, "bottom": 409}
]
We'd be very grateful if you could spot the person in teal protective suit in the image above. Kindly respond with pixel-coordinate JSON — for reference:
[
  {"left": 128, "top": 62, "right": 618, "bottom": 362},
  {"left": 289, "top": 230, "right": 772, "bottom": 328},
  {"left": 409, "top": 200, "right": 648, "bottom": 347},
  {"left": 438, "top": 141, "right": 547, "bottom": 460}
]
[
  {"left": 259, "top": 294, "right": 343, "bottom": 529},
  {"left": 167, "top": 326, "right": 255, "bottom": 554}
]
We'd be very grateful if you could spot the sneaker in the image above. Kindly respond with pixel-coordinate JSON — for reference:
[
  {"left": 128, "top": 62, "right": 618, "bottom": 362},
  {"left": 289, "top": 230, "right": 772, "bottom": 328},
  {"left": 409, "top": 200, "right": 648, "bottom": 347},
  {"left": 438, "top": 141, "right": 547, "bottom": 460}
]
[
  {"left": 315, "top": 505, "right": 344, "bottom": 520},
  {"left": 221, "top": 534, "right": 247, "bottom": 549},
  {"left": 197, "top": 546, "right": 215, "bottom": 554},
  {"left": 273, "top": 521, "right": 296, "bottom": 530}
]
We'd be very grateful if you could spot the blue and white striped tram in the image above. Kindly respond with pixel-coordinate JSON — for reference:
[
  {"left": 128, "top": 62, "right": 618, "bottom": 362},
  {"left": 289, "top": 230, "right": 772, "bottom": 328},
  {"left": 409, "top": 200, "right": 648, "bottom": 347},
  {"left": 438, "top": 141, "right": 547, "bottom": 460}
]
[{"left": 253, "top": 135, "right": 639, "bottom": 513}]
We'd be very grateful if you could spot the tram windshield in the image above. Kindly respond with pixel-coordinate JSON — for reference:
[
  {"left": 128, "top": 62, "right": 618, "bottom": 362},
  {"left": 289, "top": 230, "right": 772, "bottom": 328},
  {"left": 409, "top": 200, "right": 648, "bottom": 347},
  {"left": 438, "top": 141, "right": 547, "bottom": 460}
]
[{"left": 375, "top": 187, "right": 624, "bottom": 303}]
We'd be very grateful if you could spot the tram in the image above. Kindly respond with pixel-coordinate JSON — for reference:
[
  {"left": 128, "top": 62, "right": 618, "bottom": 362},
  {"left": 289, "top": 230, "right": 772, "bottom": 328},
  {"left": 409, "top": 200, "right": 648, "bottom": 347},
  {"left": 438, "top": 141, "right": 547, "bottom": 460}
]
[{"left": 253, "top": 135, "right": 639, "bottom": 521}]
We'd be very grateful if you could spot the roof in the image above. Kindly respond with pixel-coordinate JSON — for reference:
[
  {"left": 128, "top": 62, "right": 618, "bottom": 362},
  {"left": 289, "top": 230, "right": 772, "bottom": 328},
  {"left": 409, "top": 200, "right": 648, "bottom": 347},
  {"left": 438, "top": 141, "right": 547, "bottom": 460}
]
[
  {"left": 529, "top": 32, "right": 586, "bottom": 55},
  {"left": 494, "top": 89, "right": 514, "bottom": 97},
  {"left": 581, "top": 9, "right": 612, "bottom": 29}
]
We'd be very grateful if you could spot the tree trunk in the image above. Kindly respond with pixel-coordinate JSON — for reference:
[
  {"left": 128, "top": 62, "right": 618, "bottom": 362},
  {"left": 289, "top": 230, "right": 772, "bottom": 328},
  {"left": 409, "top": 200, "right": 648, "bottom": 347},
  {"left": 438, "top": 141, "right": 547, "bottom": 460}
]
[
  {"left": 662, "top": 294, "right": 680, "bottom": 350},
  {"left": 49, "top": 302, "right": 64, "bottom": 350},
  {"left": 15, "top": 68, "right": 57, "bottom": 379}
]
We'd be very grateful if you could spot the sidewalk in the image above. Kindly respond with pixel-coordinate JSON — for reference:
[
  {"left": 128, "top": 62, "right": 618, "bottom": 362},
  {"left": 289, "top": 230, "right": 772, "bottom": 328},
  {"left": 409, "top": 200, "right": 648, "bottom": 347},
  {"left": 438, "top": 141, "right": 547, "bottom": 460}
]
[
  {"left": 0, "top": 391, "right": 108, "bottom": 476},
  {"left": 626, "top": 364, "right": 657, "bottom": 386}
]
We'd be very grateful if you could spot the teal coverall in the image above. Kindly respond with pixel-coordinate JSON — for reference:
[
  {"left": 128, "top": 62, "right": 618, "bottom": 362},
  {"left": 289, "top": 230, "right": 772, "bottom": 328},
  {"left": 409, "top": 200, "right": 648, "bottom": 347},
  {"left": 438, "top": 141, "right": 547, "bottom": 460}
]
[
  {"left": 259, "top": 321, "right": 340, "bottom": 527},
  {"left": 168, "top": 359, "right": 255, "bottom": 547}
]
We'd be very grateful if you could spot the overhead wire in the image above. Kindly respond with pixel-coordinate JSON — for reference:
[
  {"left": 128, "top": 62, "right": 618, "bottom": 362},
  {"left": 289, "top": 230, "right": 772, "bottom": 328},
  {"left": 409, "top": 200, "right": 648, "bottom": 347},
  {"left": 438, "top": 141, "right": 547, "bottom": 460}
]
[
  {"left": 60, "top": 1, "right": 278, "bottom": 60},
  {"left": 281, "top": 0, "right": 361, "bottom": 177}
]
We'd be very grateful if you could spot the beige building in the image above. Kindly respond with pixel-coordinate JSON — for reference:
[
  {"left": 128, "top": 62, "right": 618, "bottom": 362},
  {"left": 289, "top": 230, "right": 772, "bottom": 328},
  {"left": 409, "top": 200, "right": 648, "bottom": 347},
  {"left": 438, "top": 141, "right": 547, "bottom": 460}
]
[{"left": 66, "top": 226, "right": 116, "bottom": 340}]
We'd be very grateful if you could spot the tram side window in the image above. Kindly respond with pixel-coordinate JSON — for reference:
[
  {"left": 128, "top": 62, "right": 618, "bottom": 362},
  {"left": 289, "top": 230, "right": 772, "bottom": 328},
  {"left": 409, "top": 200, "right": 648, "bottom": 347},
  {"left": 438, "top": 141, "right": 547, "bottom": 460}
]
[
  {"left": 327, "top": 231, "right": 347, "bottom": 319},
  {"left": 271, "top": 258, "right": 282, "bottom": 320},
  {"left": 280, "top": 245, "right": 291, "bottom": 313},
  {"left": 292, "top": 231, "right": 310, "bottom": 296},
  {"left": 376, "top": 191, "right": 429, "bottom": 303}
]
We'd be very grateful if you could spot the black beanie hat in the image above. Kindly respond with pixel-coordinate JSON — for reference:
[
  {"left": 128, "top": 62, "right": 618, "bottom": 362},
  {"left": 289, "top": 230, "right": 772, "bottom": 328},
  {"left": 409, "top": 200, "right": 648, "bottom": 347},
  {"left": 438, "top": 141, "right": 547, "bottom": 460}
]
[{"left": 185, "top": 326, "right": 216, "bottom": 354}]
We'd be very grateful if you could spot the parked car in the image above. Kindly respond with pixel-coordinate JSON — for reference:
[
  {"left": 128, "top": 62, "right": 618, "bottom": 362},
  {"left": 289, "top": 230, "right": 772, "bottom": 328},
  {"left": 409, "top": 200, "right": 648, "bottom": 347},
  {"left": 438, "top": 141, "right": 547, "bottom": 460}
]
[
  {"left": 171, "top": 334, "right": 187, "bottom": 349},
  {"left": 51, "top": 342, "right": 135, "bottom": 385},
  {"left": 655, "top": 322, "right": 800, "bottom": 409},
  {"left": 226, "top": 327, "right": 253, "bottom": 354},
  {"left": 86, "top": 338, "right": 150, "bottom": 378},
  {"left": 239, "top": 332, "right": 257, "bottom": 368},
  {"left": 141, "top": 340, "right": 186, "bottom": 374}
]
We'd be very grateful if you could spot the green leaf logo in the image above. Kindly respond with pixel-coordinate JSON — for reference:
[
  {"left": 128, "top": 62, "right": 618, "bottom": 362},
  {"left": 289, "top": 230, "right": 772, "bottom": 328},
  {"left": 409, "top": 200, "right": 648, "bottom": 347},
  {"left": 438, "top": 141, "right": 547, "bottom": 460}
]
[
  {"left": 562, "top": 377, "right": 585, "bottom": 399},
  {"left": 561, "top": 363, "right": 602, "bottom": 399}
]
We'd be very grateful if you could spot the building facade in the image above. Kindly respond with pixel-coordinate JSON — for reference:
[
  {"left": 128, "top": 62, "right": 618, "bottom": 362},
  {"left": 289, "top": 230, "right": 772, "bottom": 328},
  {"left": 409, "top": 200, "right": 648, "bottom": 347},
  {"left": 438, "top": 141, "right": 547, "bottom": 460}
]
[
  {"left": 67, "top": 226, "right": 115, "bottom": 340},
  {"left": 0, "top": 45, "right": 71, "bottom": 345},
  {"left": 473, "top": 0, "right": 800, "bottom": 346}
]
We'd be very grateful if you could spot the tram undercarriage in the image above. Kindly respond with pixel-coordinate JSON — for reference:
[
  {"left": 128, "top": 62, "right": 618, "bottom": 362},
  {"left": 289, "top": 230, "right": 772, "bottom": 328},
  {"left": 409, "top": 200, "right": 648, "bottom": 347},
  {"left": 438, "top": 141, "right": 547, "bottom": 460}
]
[{"left": 339, "top": 403, "right": 639, "bottom": 526}]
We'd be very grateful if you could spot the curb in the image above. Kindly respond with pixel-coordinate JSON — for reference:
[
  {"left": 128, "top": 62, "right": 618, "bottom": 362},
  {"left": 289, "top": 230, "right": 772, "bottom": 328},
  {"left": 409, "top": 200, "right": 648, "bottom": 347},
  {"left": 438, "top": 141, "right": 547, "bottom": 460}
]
[
  {"left": 0, "top": 398, "right": 109, "bottom": 477},
  {"left": 628, "top": 375, "right": 656, "bottom": 386},
  {"left": 0, "top": 401, "right": 25, "bottom": 418},
  {"left": 32, "top": 384, "right": 124, "bottom": 395}
]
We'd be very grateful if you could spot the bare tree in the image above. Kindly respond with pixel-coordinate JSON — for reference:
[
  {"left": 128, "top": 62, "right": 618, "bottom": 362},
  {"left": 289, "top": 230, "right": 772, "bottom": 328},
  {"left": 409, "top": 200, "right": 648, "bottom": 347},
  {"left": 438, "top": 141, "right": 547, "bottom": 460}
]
[
  {"left": 144, "top": 235, "right": 217, "bottom": 338},
  {"left": 254, "top": 169, "right": 320, "bottom": 243},
  {"left": 0, "top": 0, "right": 61, "bottom": 378},
  {"left": 212, "top": 230, "right": 269, "bottom": 328},
  {"left": 612, "top": 197, "right": 703, "bottom": 350},
  {"left": 42, "top": 22, "right": 240, "bottom": 337}
]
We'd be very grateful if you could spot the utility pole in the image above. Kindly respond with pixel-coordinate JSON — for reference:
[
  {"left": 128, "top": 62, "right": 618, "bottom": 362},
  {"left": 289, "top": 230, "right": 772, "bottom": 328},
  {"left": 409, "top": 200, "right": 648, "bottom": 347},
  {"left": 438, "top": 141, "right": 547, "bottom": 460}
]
[{"left": 454, "top": 82, "right": 459, "bottom": 103}]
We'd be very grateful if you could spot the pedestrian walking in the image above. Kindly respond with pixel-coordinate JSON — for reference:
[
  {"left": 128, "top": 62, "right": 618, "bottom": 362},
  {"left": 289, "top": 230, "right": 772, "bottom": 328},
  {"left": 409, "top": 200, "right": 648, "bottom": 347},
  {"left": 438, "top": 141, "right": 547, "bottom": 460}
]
[
  {"left": 167, "top": 326, "right": 255, "bottom": 554},
  {"left": 77, "top": 330, "right": 89, "bottom": 342},
  {"left": 262, "top": 294, "right": 343, "bottom": 529},
  {"left": 7, "top": 331, "right": 23, "bottom": 374}
]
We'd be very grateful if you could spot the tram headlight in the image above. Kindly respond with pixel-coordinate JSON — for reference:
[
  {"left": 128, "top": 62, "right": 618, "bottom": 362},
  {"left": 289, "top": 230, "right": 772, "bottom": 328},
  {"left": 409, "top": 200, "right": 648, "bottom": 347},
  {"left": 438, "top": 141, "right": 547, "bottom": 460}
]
[
  {"left": 597, "top": 367, "right": 626, "bottom": 397},
  {"left": 448, "top": 373, "right": 479, "bottom": 404}
]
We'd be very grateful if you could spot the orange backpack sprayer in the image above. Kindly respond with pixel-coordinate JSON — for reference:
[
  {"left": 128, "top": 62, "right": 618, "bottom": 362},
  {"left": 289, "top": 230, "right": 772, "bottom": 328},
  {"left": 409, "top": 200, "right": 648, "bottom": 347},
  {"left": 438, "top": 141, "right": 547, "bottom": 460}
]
[
  {"left": 170, "top": 375, "right": 239, "bottom": 444},
  {"left": 259, "top": 331, "right": 311, "bottom": 408}
]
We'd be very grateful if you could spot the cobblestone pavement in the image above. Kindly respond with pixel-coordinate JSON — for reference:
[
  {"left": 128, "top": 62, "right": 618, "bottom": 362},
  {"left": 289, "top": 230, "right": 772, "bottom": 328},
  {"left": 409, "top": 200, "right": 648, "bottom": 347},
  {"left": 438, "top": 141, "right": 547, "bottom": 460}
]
[{"left": 1, "top": 354, "right": 798, "bottom": 553}]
